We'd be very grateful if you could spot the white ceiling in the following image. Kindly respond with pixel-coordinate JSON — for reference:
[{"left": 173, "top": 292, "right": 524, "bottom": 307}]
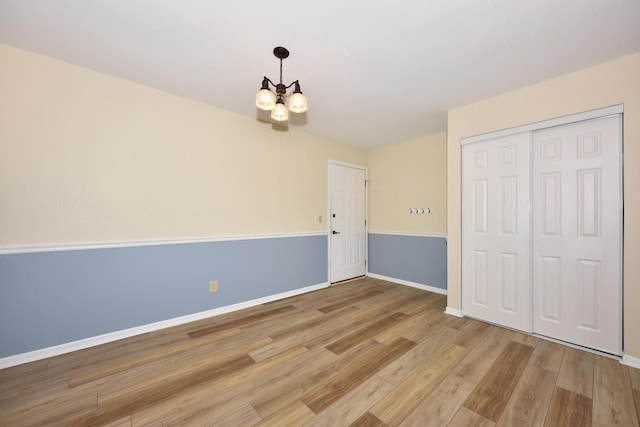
[{"left": 1, "top": 1, "right": 639, "bottom": 149}]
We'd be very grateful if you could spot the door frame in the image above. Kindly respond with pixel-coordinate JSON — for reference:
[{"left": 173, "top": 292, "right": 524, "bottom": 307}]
[
  {"left": 459, "top": 104, "right": 624, "bottom": 353},
  {"left": 327, "top": 160, "right": 369, "bottom": 284}
]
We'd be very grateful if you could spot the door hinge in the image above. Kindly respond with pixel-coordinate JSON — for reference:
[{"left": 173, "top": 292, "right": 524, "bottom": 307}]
[
  {"left": 365, "top": 259, "right": 367, "bottom": 266},
  {"left": 365, "top": 219, "right": 367, "bottom": 226}
]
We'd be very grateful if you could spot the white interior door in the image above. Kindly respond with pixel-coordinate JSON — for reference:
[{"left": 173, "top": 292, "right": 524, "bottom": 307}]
[
  {"left": 329, "top": 163, "right": 366, "bottom": 283},
  {"left": 461, "top": 133, "right": 531, "bottom": 332},
  {"left": 532, "top": 115, "right": 621, "bottom": 354}
]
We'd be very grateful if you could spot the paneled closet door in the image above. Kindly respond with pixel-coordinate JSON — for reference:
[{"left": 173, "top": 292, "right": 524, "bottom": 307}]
[
  {"left": 462, "top": 133, "right": 531, "bottom": 332},
  {"left": 532, "top": 115, "right": 621, "bottom": 354}
]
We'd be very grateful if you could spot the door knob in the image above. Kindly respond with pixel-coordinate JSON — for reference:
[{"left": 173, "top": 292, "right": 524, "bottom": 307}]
[{"left": 332, "top": 230, "right": 340, "bottom": 235}]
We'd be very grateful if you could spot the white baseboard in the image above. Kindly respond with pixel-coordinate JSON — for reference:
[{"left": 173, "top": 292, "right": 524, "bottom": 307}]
[
  {"left": 0, "top": 282, "right": 329, "bottom": 370},
  {"left": 621, "top": 354, "right": 640, "bottom": 369},
  {"left": 366, "top": 273, "right": 447, "bottom": 295},
  {"left": 444, "top": 307, "right": 463, "bottom": 317}
]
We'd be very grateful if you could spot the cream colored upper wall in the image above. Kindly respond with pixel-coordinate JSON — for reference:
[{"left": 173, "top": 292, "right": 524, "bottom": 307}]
[
  {"left": 447, "top": 52, "right": 640, "bottom": 358},
  {"left": 368, "top": 132, "right": 447, "bottom": 234},
  {"left": 0, "top": 44, "right": 366, "bottom": 245}
]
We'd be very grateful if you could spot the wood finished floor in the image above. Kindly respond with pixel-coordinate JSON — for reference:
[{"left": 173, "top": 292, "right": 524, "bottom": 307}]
[{"left": 1, "top": 277, "right": 639, "bottom": 426}]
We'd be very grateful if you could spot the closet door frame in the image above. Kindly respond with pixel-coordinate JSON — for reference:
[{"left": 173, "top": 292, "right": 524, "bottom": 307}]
[{"left": 459, "top": 104, "right": 623, "bottom": 354}]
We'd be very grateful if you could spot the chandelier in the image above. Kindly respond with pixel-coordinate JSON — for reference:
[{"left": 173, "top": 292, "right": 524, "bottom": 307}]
[{"left": 255, "top": 46, "right": 308, "bottom": 122}]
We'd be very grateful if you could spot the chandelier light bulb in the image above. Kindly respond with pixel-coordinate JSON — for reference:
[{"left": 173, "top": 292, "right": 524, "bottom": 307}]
[
  {"left": 288, "top": 92, "right": 308, "bottom": 114},
  {"left": 255, "top": 88, "right": 276, "bottom": 111},
  {"left": 270, "top": 100, "right": 289, "bottom": 122}
]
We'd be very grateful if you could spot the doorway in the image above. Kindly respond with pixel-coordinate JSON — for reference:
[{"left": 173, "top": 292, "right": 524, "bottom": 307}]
[{"left": 329, "top": 162, "right": 367, "bottom": 283}]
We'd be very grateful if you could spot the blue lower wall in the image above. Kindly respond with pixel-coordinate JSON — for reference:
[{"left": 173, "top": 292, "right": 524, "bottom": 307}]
[
  {"left": 0, "top": 235, "right": 327, "bottom": 358},
  {"left": 368, "top": 233, "right": 447, "bottom": 289}
]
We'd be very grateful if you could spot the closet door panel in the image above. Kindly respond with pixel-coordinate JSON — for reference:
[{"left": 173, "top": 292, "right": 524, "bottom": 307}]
[
  {"left": 532, "top": 115, "right": 621, "bottom": 354},
  {"left": 462, "top": 133, "right": 531, "bottom": 332}
]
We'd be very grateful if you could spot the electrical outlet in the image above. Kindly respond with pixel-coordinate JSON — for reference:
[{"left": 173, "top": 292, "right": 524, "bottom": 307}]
[{"left": 209, "top": 280, "right": 218, "bottom": 293}]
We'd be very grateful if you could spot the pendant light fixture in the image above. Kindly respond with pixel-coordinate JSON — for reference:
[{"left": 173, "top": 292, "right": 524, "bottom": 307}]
[{"left": 255, "top": 46, "right": 308, "bottom": 122}]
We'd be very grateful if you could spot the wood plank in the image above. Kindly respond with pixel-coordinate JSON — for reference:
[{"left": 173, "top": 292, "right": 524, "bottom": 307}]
[
  {"left": 377, "top": 325, "right": 460, "bottom": 386},
  {"left": 397, "top": 292, "right": 445, "bottom": 316},
  {"left": 1, "top": 333, "right": 190, "bottom": 403},
  {"left": 448, "top": 407, "right": 496, "bottom": 427},
  {"left": 443, "top": 313, "right": 474, "bottom": 331},
  {"left": 326, "top": 312, "right": 410, "bottom": 355},
  {"left": 237, "top": 307, "right": 327, "bottom": 338},
  {"left": 302, "top": 337, "right": 416, "bottom": 413},
  {"left": 213, "top": 329, "right": 271, "bottom": 351},
  {"left": 75, "top": 340, "right": 269, "bottom": 425},
  {"left": 95, "top": 338, "right": 263, "bottom": 402},
  {"left": 399, "top": 374, "right": 476, "bottom": 427},
  {"left": 592, "top": 355, "right": 639, "bottom": 426},
  {"left": 496, "top": 365, "right": 556, "bottom": 427},
  {"left": 248, "top": 311, "right": 356, "bottom": 362},
  {"left": 302, "top": 315, "right": 383, "bottom": 352},
  {"left": 349, "top": 411, "right": 389, "bottom": 427},
  {"left": 555, "top": 346, "right": 594, "bottom": 398},
  {"left": 301, "top": 375, "right": 395, "bottom": 426},
  {"left": 370, "top": 343, "right": 468, "bottom": 426},
  {"left": 43, "top": 332, "right": 158, "bottom": 370},
  {"left": 0, "top": 359, "right": 48, "bottom": 382},
  {"left": 254, "top": 401, "right": 315, "bottom": 427},
  {"left": 451, "top": 320, "right": 492, "bottom": 350},
  {"left": 529, "top": 339, "right": 564, "bottom": 373},
  {"left": 187, "top": 305, "right": 297, "bottom": 338},
  {"left": 347, "top": 292, "right": 426, "bottom": 322},
  {"left": 0, "top": 377, "right": 70, "bottom": 407},
  {"left": 196, "top": 402, "right": 262, "bottom": 427},
  {"left": 318, "top": 289, "right": 385, "bottom": 313},
  {"left": 629, "top": 366, "right": 640, "bottom": 422},
  {"left": 374, "top": 308, "right": 437, "bottom": 345},
  {"left": 0, "top": 389, "right": 98, "bottom": 427},
  {"left": 511, "top": 333, "right": 540, "bottom": 348},
  {"left": 154, "top": 397, "right": 249, "bottom": 427},
  {"left": 452, "top": 325, "right": 514, "bottom": 384},
  {"left": 630, "top": 366, "right": 640, "bottom": 390},
  {"left": 266, "top": 304, "right": 359, "bottom": 341},
  {"left": 67, "top": 353, "right": 256, "bottom": 425},
  {"left": 102, "top": 416, "right": 132, "bottom": 427},
  {"left": 251, "top": 340, "right": 382, "bottom": 419},
  {"left": 400, "top": 308, "right": 454, "bottom": 343},
  {"left": 295, "top": 280, "right": 380, "bottom": 311},
  {"left": 463, "top": 341, "right": 534, "bottom": 422},
  {"left": 543, "top": 387, "right": 592, "bottom": 427},
  {"left": 132, "top": 346, "right": 333, "bottom": 426},
  {"left": 68, "top": 334, "right": 221, "bottom": 387},
  {"left": 634, "top": 389, "right": 640, "bottom": 426}
]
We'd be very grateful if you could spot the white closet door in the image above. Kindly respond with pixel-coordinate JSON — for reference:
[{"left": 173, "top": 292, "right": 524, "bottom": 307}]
[
  {"left": 462, "top": 133, "right": 531, "bottom": 332},
  {"left": 532, "top": 115, "right": 621, "bottom": 354}
]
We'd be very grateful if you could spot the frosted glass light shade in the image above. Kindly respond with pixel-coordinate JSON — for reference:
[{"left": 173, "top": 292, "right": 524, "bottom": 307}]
[
  {"left": 288, "top": 92, "right": 308, "bottom": 113},
  {"left": 256, "top": 89, "right": 276, "bottom": 111},
  {"left": 271, "top": 102, "right": 289, "bottom": 121}
]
